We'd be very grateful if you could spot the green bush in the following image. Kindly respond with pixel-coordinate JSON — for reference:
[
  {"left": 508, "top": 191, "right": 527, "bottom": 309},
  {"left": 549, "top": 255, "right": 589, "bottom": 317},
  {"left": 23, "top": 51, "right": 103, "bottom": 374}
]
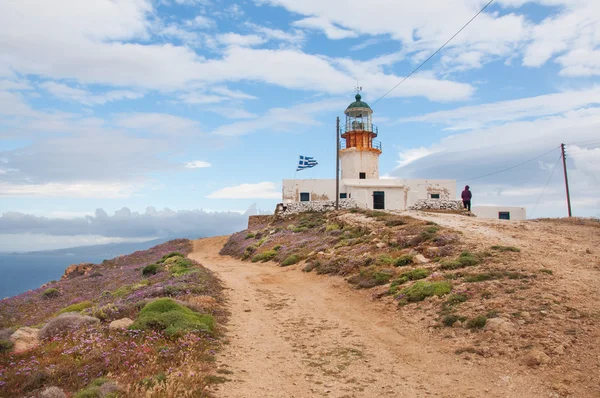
[
  {"left": 74, "top": 378, "right": 115, "bottom": 398},
  {"left": 281, "top": 255, "right": 301, "bottom": 267},
  {"left": 42, "top": 288, "right": 60, "bottom": 299},
  {"left": 394, "top": 255, "right": 414, "bottom": 267},
  {"left": 57, "top": 300, "right": 94, "bottom": 315},
  {"left": 161, "top": 252, "right": 184, "bottom": 261},
  {"left": 389, "top": 269, "right": 430, "bottom": 294},
  {"left": 398, "top": 281, "right": 452, "bottom": 303},
  {"left": 129, "top": 298, "right": 215, "bottom": 337},
  {"left": 540, "top": 268, "right": 553, "bottom": 275},
  {"left": 245, "top": 233, "right": 256, "bottom": 239},
  {"left": 466, "top": 315, "right": 487, "bottom": 329},
  {"left": 142, "top": 263, "right": 160, "bottom": 276},
  {"left": 464, "top": 272, "right": 501, "bottom": 282},
  {"left": 273, "top": 245, "right": 281, "bottom": 251},
  {"left": 168, "top": 257, "right": 194, "bottom": 276},
  {"left": 325, "top": 223, "right": 341, "bottom": 232},
  {"left": 491, "top": 245, "right": 521, "bottom": 252},
  {"left": 377, "top": 255, "right": 395, "bottom": 265},
  {"left": 446, "top": 293, "right": 468, "bottom": 305},
  {"left": 112, "top": 285, "right": 133, "bottom": 298},
  {"left": 440, "top": 251, "right": 480, "bottom": 270},
  {"left": 442, "top": 315, "right": 460, "bottom": 327},
  {"left": 251, "top": 250, "right": 278, "bottom": 263},
  {"left": 0, "top": 339, "right": 14, "bottom": 352}
]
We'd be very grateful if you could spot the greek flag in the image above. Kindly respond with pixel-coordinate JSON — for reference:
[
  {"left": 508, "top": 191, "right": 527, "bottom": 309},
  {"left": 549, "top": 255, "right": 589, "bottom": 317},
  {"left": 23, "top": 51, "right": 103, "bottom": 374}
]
[{"left": 297, "top": 155, "right": 318, "bottom": 171}]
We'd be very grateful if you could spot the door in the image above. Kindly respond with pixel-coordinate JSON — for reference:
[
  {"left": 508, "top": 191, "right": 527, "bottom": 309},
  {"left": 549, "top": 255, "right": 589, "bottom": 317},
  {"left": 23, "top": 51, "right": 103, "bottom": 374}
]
[{"left": 373, "top": 191, "right": 385, "bottom": 210}]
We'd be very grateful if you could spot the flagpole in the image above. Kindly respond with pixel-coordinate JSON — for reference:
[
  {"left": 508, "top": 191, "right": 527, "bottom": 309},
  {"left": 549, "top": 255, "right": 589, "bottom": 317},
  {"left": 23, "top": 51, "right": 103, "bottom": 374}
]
[{"left": 335, "top": 116, "right": 340, "bottom": 210}]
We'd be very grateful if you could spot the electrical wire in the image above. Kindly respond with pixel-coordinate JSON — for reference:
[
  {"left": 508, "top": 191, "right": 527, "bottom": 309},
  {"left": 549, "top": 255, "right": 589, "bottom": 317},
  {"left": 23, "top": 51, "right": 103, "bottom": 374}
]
[
  {"left": 530, "top": 154, "right": 562, "bottom": 219},
  {"left": 457, "top": 146, "right": 560, "bottom": 183},
  {"left": 371, "top": 0, "right": 496, "bottom": 106}
]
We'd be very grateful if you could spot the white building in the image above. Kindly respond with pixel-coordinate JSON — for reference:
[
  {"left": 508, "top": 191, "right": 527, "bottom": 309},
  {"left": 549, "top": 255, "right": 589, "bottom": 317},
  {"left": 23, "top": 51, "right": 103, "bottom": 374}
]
[
  {"left": 472, "top": 206, "right": 527, "bottom": 221},
  {"left": 282, "top": 93, "right": 456, "bottom": 211}
]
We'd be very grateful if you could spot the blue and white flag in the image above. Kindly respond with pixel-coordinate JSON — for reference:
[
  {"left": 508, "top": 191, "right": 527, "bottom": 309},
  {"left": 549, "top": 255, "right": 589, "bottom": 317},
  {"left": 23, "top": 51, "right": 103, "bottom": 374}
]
[{"left": 297, "top": 155, "right": 318, "bottom": 171}]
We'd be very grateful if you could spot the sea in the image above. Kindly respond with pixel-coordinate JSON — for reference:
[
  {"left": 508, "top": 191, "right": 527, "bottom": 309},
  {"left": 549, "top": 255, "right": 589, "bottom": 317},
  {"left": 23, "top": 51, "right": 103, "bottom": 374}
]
[{"left": 0, "top": 254, "right": 108, "bottom": 299}]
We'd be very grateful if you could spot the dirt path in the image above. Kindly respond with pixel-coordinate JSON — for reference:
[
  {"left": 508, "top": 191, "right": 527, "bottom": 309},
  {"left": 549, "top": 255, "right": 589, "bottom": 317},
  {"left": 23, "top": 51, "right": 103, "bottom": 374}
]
[{"left": 189, "top": 237, "right": 555, "bottom": 398}]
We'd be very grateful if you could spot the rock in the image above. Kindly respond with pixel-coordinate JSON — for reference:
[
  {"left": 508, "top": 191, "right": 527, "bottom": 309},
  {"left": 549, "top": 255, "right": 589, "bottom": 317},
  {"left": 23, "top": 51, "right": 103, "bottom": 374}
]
[
  {"left": 38, "top": 387, "right": 67, "bottom": 398},
  {"left": 39, "top": 313, "right": 100, "bottom": 339},
  {"left": 525, "top": 349, "right": 551, "bottom": 366},
  {"left": 521, "top": 311, "right": 531, "bottom": 320},
  {"left": 276, "top": 199, "right": 358, "bottom": 217},
  {"left": 109, "top": 318, "right": 134, "bottom": 330},
  {"left": 61, "top": 263, "right": 94, "bottom": 280},
  {"left": 553, "top": 345, "right": 565, "bottom": 355},
  {"left": 485, "top": 318, "right": 516, "bottom": 334},
  {"left": 376, "top": 242, "right": 387, "bottom": 249},
  {"left": 408, "top": 199, "right": 462, "bottom": 211},
  {"left": 9, "top": 327, "right": 40, "bottom": 353},
  {"left": 414, "top": 254, "right": 430, "bottom": 264}
]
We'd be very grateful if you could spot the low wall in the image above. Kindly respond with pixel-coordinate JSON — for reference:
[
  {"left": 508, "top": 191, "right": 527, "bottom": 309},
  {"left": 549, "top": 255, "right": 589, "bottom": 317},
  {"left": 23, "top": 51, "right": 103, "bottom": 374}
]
[
  {"left": 247, "top": 215, "right": 273, "bottom": 230},
  {"left": 277, "top": 199, "right": 358, "bottom": 217},
  {"left": 409, "top": 199, "right": 463, "bottom": 211}
]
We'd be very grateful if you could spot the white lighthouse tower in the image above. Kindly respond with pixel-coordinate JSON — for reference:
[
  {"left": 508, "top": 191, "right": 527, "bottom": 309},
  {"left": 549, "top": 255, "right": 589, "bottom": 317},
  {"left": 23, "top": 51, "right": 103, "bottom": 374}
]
[{"left": 340, "top": 93, "right": 382, "bottom": 180}]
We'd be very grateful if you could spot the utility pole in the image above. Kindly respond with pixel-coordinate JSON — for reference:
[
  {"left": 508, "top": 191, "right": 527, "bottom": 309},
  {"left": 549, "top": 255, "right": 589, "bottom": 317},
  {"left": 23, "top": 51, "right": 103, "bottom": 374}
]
[
  {"left": 335, "top": 117, "right": 340, "bottom": 210},
  {"left": 561, "top": 143, "right": 572, "bottom": 217}
]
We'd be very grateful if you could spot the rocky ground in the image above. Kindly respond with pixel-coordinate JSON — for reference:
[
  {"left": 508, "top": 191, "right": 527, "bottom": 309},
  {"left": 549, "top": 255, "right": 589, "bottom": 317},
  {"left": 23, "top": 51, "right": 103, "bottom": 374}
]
[
  {"left": 217, "top": 209, "right": 600, "bottom": 397},
  {"left": 0, "top": 240, "right": 226, "bottom": 398}
]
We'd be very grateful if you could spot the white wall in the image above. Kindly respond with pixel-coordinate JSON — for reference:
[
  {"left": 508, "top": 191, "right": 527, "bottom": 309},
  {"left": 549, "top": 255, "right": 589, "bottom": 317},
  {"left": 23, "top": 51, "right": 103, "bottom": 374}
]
[
  {"left": 472, "top": 206, "right": 527, "bottom": 221},
  {"left": 340, "top": 148, "right": 380, "bottom": 179},
  {"left": 282, "top": 178, "right": 456, "bottom": 211}
]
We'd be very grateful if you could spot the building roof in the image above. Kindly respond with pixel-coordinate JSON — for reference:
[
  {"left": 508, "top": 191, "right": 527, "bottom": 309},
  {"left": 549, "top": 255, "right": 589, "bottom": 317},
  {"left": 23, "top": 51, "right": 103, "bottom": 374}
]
[{"left": 346, "top": 93, "right": 371, "bottom": 110}]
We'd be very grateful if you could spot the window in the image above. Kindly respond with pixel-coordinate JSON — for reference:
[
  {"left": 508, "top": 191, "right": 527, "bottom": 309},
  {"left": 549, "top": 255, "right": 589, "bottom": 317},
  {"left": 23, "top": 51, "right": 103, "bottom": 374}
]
[
  {"left": 359, "top": 172, "right": 366, "bottom": 179},
  {"left": 430, "top": 193, "right": 440, "bottom": 199},
  {"left": 499, "top": 212, "right": 510, "bottom": 220},
  {"left": 300, "top": 192, "right": 310, "bottom": 202},
  {"left": 340, "top": 193, "right": 347, "bottom": 199}
]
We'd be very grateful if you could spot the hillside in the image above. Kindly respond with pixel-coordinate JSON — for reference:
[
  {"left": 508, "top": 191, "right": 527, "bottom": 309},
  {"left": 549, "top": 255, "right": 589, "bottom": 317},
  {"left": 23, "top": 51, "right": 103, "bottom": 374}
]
[
  {"left": 0, "top": 240, "right": 226, "bottom": 398},
  {"left": 220, "top": 209, "right": 600, "bottom": 397}
]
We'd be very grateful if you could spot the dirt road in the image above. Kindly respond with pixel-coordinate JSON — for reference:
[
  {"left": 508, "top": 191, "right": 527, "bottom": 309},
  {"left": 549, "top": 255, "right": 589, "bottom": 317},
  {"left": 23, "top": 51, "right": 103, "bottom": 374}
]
[{"left": 189, "top": 236, "right": 555, "bottom": 398}]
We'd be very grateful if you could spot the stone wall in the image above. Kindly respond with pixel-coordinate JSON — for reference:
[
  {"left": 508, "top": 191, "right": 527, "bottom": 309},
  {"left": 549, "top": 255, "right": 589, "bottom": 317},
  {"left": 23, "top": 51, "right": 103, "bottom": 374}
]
[
  {"left": 276, "top": 199, "right": 358, "bottom": 217},
  {"left": 247, "top": 215, "right": 273, "bottom": 230},
  {"left": 409, "top": 199, "right": 463, "bottom": 211}
]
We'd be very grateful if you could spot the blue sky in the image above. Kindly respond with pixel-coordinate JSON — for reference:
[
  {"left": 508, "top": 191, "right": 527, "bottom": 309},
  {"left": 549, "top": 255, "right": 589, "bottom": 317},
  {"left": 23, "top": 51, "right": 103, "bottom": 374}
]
[{"left": 0, "top": 0, "right": 599, "bottom": 250}]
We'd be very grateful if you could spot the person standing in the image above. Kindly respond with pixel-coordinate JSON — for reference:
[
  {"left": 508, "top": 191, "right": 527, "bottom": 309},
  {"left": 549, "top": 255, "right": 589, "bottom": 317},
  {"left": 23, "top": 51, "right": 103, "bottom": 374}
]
[{"left": 461, "top": 185, "right": 472, "bottom": 212}]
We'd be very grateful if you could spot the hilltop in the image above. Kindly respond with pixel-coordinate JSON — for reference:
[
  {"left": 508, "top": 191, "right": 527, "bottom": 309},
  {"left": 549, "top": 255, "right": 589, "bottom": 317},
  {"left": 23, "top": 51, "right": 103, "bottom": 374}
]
[{"left": 219, "top": 209, "right": 600, "bottom": 397}]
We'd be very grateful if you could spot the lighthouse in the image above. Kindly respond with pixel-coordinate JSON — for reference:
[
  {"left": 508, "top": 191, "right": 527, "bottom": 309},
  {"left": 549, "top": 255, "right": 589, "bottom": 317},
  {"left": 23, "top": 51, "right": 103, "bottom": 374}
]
[{"left": 340, "top": 93, "right": 381, "bottom": 180}]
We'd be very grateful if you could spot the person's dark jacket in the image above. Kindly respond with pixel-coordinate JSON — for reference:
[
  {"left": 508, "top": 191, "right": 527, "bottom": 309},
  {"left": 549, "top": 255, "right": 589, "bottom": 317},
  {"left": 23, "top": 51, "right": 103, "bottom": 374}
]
[{"left": 461, "top": 189, "right": 472, "bottom": 201}]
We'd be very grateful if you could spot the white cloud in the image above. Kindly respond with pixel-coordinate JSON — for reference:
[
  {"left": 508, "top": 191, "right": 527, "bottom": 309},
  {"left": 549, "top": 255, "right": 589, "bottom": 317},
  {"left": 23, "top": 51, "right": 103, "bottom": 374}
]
[
  {"left": 185, "top": 160, "right": 212, "bottom": 168},
  {"left": 115, "top": 113, "right": 201, "bottom": 135},
  {"left": 397, "top": 87, "right": 600, "bottom": 130},
  {"left": 0, "top": 182, "right": 137, "bottom": 198},
  {"left": 293, "top": 17, "right": 358, "bottom": 40},
  {"left": 207, "top": 182, "right": 281, "bottom": 199},
  {"left": 217, "top": 33, "right": 266, "bottom": 47},
  {"left": 40, "top": 82, "right": 143, "bottom": 105}
]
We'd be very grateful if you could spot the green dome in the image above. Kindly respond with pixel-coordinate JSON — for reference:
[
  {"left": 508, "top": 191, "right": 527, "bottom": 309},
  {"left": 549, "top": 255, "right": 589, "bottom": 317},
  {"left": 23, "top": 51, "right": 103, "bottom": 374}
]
[{"left": 346, "top": 93, "right": 371, "bottom": 110}]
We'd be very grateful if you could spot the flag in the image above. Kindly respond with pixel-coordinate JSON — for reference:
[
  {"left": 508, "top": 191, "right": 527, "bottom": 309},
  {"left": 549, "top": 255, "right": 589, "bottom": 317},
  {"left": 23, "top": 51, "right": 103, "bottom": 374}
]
[{"left": 296, "top": 155, "right": 318, "bottom": 171}]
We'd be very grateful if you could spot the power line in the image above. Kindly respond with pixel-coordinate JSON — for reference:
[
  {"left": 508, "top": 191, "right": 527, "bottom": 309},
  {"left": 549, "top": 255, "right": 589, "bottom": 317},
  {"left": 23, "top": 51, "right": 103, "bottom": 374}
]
[
  {"left": 530, "top": 154, "right": 562, "bottom": 219},
  {"left": 371, "top": 0, "right": 496, "bottom": 106},
  {"left": 457, "top": 146, "right": 560, "bottom": 183}
]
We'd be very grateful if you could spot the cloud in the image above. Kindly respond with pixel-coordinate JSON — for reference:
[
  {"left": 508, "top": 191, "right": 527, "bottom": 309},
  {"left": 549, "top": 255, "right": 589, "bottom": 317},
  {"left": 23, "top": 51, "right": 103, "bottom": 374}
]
[
  {"left": 114, "top": 112, "right": 201, "bottom": 135},
  {"left": 40, "top": 82, "right": 143, "bottom": 105},
  {"left": 207, "top": 182, "right": 281, "bottom": 199},
  {"left": 216, "top": 33, "right": 266, "bottom": 47},
  {"left": 0, "top": 206, "right": 253, "bottom": 241},
  {"left": 0, "top": 182, "right": 137, "bottom": 198},
  {"left": 185, "top": 160, "right": 211, "bottom": 168},
  {"left": 397, "top": 87, "right": 600, "bottom": 130},
  {"left": 293, "top": 17, "right": 358, "bottom": 40}
]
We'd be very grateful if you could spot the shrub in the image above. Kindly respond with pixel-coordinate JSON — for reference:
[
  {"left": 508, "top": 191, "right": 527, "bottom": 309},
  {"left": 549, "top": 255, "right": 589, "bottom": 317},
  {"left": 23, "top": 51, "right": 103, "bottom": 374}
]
[
  {"left": 390, "top": 269, "right": 430, "bottom": 294},
  {"left": 440, "top": 251, "right": 480, "bottom": 270},
  {"left": 442, "top": 315, "right": 460, "bottom": 327},
  {"left": 464, "top": 272, "right": 501, "bottom": 283},
  {"left": 446, "top": 293, "right": 468, "bottom": 305},
  {"left": 74, "top": 378, "right": 120, "bottom": 398},
  {"left": 326, "top": 223, "right": 341, "bottom": 232},
  {"left": 42, "top": 288, "right": 60, "bottom": 299},
  {"left": 394, "top": 255, "right": 414, "bottom": 267},
  {"left": 252, "top": 250, "right": 278, "bottom": 263},
  {"left": 281, "top": 255, "right": 301, "bottom": 267},
  {"left": 384, "top": 218, "right": 406, "bottom": 227},
  {"left": 161, "top": 252, "right": 184, "bottom": 261},
  {"left": 245, "top": 233, "right": 256, "bottom": 239},
  {"left": 398, "top": 281, "right": 452, "bottom": 303},
  {"left": 57, "top": 300, "right": 94, "bottom": 315},
  {"left": 168, "top": 257, "right": 194, "bottom": 276},
  {"left": 491, "top": 245, "right": 521, "bottom": 252},
  {"left": 112, "top": 285, "right": 133, "bottom": 298},
  {"left": 540, "top": 268, "right": 553, "bottom": 275},
  {"left": 466, "top": 315, "right": 487, "bottom": 329},
  {"left": 377, "top": 255, "right": 395, "bottom": 265},
  {"left": 142, "top": 263, "right": 160, "bottom": 276},
  {"left": 256, "top": 238, "right": 267, "bottom": 247},
  {"left": 273, "top": 245, "right": 281, "bottom": 251},
  {"left": 0, "top": 339, "right": 14, "bottom": 352},
  {"left": 129, "top": 298, "right": 215, "bottom": 337},
  {"left": 40, "top": 313, "right": 100, "bottom": 339}
]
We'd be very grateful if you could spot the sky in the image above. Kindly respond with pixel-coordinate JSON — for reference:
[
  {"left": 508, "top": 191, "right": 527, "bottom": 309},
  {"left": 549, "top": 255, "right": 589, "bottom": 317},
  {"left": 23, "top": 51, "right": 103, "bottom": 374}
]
[{"left": 0, "top": 0, "right": 599, "bottom": 251}]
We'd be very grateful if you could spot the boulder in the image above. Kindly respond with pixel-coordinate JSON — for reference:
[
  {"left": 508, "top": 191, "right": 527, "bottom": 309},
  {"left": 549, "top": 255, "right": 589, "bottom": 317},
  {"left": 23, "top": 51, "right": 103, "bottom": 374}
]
[
  {"left": 9, "top": 327, "right": 40, "bottom": 353},
  {"left": 39, "top": 313, "right": 100, "bottom": 339},
  {"left": 485, "top": 318, "right": 516, "bottom": 334},
  {"left": 414, "top": 254, "right": 430, "bottom": 264},
  {"left": 38, "top": 387, "right": 67, "bottom": 398},
  {"left": 61, "top": 263, "right": 94, "bottom": 280},
  {"left": 109, "top": 318, "right": 134, "bottom": 330}
]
